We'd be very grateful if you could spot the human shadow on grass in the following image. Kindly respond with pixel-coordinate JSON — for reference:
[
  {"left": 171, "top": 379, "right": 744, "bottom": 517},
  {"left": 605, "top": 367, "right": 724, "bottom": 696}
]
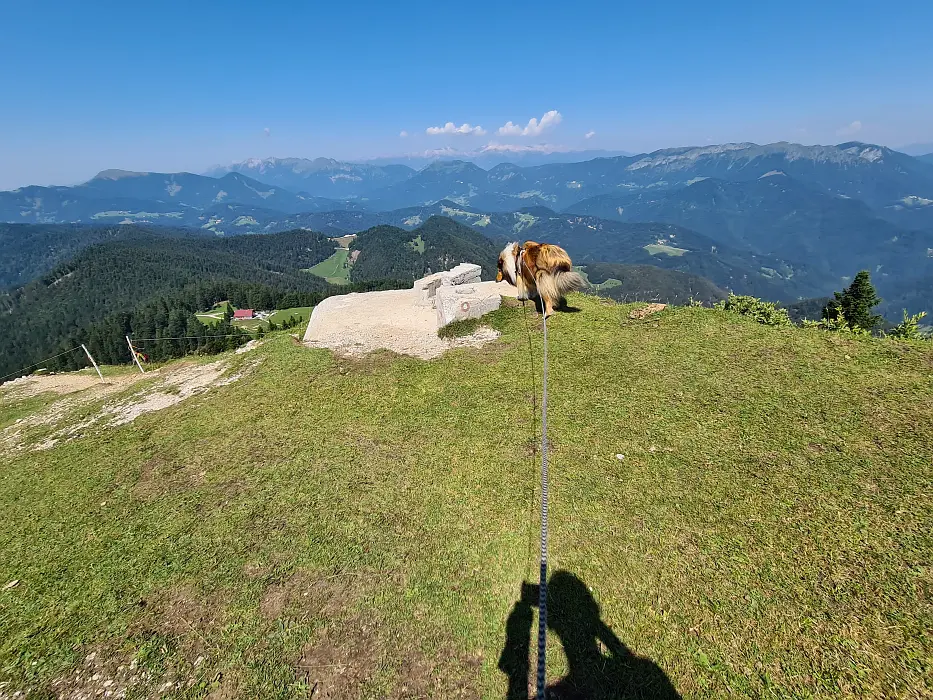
[{"left": 499, "top": 571, "right": 681, "bottom": 700}]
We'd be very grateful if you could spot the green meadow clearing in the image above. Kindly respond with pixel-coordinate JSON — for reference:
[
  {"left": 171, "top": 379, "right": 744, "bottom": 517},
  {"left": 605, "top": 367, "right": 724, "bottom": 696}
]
[{"left": 306, "top": 249, "right": 351, "bottom": 285}]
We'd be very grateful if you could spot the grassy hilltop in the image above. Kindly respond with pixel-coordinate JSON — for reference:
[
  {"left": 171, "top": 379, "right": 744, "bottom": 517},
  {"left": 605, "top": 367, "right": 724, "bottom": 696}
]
[{"left": 1, "top": 295, "right": 931, "bottom": 698}]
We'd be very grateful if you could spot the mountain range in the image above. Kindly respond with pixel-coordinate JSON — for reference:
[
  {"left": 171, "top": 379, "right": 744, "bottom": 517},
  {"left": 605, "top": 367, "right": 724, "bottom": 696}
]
[
  {"left": 8, "top": 141, "right": 933, "bottom": 225},
  {"left": 204, "top": 158, "right": 415, "bottom": 198},
  {"left": 564, "top": 174, "right": 933, "bottom": 286},
  {"left": 0, "top": 169, "right": 359, "bottom": 226},
  {"left": 3, "top": 140, "right": 933, "bottom": 316}
]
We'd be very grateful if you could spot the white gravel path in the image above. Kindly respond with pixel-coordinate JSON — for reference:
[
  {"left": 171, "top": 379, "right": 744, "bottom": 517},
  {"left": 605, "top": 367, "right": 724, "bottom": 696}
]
[{"left": 302, "top": 281, "right": 517, "bottom": 359}]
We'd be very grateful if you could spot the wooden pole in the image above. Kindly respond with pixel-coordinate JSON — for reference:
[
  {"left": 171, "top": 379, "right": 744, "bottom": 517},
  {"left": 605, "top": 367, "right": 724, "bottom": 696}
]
[
  {"left": 81, "top": 344, "right": 104, "bottom": 381},
  {"left": 126, "top": 336, "right": 146, "bottom": 373}
]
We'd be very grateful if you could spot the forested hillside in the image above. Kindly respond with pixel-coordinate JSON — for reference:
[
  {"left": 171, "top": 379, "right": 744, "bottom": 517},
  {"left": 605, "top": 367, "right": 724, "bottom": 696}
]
[
  {"left": 0, "top": 223, "right": 215, "bottom": 290},
  {"left": 0, "top": 231, "right": 337, "bottom": 379},
  {"left": 349, "top": 215, "right": 500, "bottom": 282}
]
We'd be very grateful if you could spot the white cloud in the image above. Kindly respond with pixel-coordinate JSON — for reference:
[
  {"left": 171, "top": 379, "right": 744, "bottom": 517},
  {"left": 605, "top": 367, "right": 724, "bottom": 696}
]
[
  {"left": 425, "top": 122, "right": 487, "bottom": 136},
  {"left": 263, "top": 127, "right": 271, "bottom": 137},
  {"left": 584, "top": 130, "right": 596, "bottom": 140},
  {"left": 497, "top": 110, "right": 563, "bottom": 137},
  {"left": 399, "top": 142, "right": 568, "bottom": 159},
  {"left": 837, "top": 120, "right": 862, "bottom": 137},
  {"left": 497, "top": 122, "right": 523, "bottom": 136},
  {"left": 399, "top": 130, "right": 409, "bottom": 138}
]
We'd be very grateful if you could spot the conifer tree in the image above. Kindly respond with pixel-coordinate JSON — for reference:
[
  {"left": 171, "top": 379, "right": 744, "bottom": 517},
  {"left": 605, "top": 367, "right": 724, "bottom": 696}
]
[{"left": 823, "top": 270, "right": 882, "bottom": 330}]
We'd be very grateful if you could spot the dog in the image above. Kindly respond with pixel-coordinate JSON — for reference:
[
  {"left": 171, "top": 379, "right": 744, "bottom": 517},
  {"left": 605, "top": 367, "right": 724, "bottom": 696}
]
[{"left": 496, "top": 241, "right": 586, "bottom": 317}]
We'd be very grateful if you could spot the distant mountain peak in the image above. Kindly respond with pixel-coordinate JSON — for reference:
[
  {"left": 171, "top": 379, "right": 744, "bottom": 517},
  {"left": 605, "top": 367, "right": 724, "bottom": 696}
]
[
  {"left": 92, "top": 169, "right": 148, "bottom": 181},
  {"left": 420, "top": 160, "right": 485, "bottom": 174}
]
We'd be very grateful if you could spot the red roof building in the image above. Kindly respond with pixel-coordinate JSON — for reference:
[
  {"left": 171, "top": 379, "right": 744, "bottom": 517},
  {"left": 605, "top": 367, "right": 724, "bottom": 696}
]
[{"left": 233, "top": 309, "right": 254, "bottom": 320}]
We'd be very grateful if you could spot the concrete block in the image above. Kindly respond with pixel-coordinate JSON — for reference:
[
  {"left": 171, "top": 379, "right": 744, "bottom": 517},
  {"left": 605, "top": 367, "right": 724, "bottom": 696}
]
[
  {"left": 413, "top": 272, "right": 446, "bottom": 307},
  {"left": 441, "top": 263, "right": 482, "bottom": 287},
  {"left": 435, "top": 284, "right": 502, "bottom": 328}
]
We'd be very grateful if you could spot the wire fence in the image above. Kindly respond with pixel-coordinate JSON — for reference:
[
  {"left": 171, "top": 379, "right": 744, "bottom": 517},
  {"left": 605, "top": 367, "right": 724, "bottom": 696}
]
[
  {"left": 0, "top": 346, "right": 85, "bottom": 384},
  {"left": 130, "top": 334, "right": 253, "bottom": 342}
]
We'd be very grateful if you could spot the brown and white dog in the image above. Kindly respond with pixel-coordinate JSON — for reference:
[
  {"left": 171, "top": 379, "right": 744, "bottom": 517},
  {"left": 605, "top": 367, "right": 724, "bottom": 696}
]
[{"left": 496, "top": 241, "right": 586, "bottom": 317}]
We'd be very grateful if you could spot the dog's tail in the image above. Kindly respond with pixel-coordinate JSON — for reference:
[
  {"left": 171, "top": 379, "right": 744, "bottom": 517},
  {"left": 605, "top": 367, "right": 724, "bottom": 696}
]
[{"left": 537, "top": 270, "right": 588, "bottom": 302}]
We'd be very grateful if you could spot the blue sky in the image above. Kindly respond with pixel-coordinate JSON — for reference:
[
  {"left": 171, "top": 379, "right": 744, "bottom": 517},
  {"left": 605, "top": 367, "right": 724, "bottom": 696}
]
[{"left": 1, "top": 0, "right": 932, "bottom": 189}]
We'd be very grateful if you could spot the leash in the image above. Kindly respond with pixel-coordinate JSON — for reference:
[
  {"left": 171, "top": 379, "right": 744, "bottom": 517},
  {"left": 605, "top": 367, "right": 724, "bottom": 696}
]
[
  {"left": 520, "top": 302, "right": 540, "bottom": 584},
  {"left": 536, "top": 307, "right": 549, "bottom": 700},
  {"left": 517, "top": 250, "right": 550, "bottom": 700}
]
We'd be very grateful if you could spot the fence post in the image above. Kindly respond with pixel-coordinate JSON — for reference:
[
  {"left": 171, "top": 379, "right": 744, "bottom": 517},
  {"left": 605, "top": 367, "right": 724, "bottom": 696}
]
[
  {"left": 126, "top": 336, "right": 146, "bottom": 373},
  {"left": 81, "top": 344, "right": 104, "bottom": 381}
]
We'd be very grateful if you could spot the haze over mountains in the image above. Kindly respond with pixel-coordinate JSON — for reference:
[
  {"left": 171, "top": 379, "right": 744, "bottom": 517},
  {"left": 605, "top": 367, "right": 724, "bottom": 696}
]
[{"left": 3, "top": 140, "right": 933, "bottom": 317}]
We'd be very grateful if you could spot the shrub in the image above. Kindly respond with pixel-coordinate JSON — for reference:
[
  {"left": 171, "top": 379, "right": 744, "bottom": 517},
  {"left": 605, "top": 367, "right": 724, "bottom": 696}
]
[
  {"left": 801, "top": 316, "right": 871, "bottom": 336},
  {"left": 886, "top": 310, "right": 928, "bottom": 340},
  {"left": 715, "top": 294, "right": 792, "bottom": 327}
]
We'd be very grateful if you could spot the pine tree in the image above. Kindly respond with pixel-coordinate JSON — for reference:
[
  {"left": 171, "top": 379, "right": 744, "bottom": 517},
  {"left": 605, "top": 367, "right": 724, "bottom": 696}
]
[{"left": 823, "top": 270, "right": 882, "bottom": 331}]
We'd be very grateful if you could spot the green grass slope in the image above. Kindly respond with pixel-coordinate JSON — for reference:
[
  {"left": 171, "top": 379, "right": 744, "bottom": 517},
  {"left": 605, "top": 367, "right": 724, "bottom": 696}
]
[
  {"left": 1, "top": 296, "right": 930, "bottom": 698},
  {"left": 306, "top": 248, "right": 351, "bottom": 284}
]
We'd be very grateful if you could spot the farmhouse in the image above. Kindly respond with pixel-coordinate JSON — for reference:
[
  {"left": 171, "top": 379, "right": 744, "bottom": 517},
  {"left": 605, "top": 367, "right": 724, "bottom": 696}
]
[{"left": 233, "top": 309, "right": 255, "bottom": 320}]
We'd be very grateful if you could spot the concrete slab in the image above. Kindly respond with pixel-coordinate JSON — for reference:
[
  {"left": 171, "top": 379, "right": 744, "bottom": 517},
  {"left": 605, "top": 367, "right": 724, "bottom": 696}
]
[
  {"left": 435, "top": 283, "right": 503, "bottom": 327},
  {"left": 303, "top": 281, "right": 517, "bottom": 359}
]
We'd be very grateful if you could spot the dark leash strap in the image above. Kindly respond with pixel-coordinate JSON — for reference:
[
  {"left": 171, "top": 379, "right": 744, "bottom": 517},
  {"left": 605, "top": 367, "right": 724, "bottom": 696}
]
[{"left": 536, "top": 308, "right": 549, "bottom": 699}]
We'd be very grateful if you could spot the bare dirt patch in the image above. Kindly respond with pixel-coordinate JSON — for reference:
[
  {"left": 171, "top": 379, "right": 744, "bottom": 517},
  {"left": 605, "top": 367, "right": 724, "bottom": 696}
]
[
  {"left": 296, "top": 619, "right": 481, "bottom": 699},
  {"left": 103, "top": 360, "right": 248, "bottom": 427},
  {"left": 132, "top": 585, "right": 225, "bottom": 660},
  {"left": 1, "top": 359, "right": 258, "bottom": 454},
  {"left": 629, "top": 303, "right": 668, "bottom": 320},
  {"left": 0, "top": 370, "right": 145, "bottom": 400},
  {"left": 296, "top": 616, "right": 383, "bottom": 699},
  {"left": 260, "top": 571, "right": 368, "bottom": 623},
  {"left": 133, "top": 454, "right": 206, "bottom": 500},
  {"left": 205, "top": 671, "right": 241, "bottom": 700}
]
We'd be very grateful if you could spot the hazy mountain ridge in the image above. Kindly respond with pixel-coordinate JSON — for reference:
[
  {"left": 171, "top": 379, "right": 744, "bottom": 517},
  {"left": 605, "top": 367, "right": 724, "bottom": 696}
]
[
  {"left": 204, "top": 157, "right": 415, "bottom": 198},
  {"left": 581, "top": 262, "right": 728, "bottom": 305},
  {"left": 6, "top": 141, "right": 933, "bottom": 223},
  {"left": 565, "top": 175, "right": 933, "bottom": 286},
  {"left": 0, "top": 172, "right": 292, "bottom": 224}
]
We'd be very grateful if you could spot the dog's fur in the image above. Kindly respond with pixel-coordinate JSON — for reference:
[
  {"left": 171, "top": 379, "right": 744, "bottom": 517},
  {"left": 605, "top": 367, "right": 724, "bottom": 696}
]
[{"left": 496, "top": 240, "right": 586, "bottom": 317}]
